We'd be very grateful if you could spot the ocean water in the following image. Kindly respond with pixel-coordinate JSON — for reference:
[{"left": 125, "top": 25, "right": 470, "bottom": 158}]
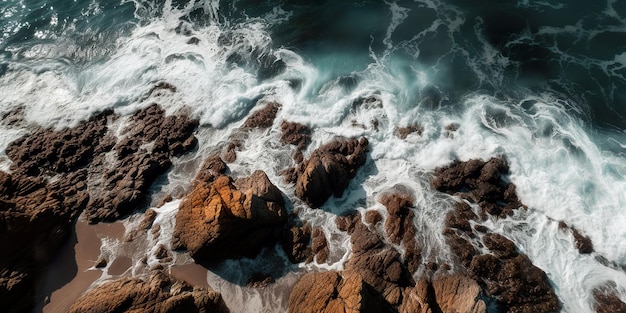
[{"left": 1, "top": 0, "right": 625, "bottom": 312}]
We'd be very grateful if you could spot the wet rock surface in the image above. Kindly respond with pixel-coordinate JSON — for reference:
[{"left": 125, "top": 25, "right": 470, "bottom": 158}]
[
  {"left": 558, "top": 221, "right": 594, "bottom": 254},
  {"left": 86, "top": 104, "right": 199, "bottom": 223},
  {"left": 293, "top": 137, "right": 369, "bottom": 207},
  {"left": 0, "top": 100, "right": 200, "bottom": 312},
  {"left": 380, "top": 191, "right": 421, "bottom": 273},
  {"left": 434, "top": 158, "right": 560, "bottom": 313},
  {"left": 68, "top": 272, "right": 229, "bottom": 313},
  {"left": 172, "top": 170, "right": 287, "bottom": 262},
  {"left": 593, "top": 285, "right": 626, "bottom": 313},
  {"left": 281, "top": 224, "right": 312, "bottom": 264},
  {"left": 5, "top": 110, "right": 112, "bottom": 176}
]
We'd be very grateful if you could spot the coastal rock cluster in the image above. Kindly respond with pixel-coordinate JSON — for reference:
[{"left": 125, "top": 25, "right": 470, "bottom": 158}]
[
  {"left": 0, "top": 98, "right": 623, "bottom": 313},
  {"left": 0, "top": 100, "right": 200, "bottom": 312}
]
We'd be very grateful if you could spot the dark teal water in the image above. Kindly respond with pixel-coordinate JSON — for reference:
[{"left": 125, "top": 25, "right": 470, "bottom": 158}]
[{"left": 1, "top": 0, "right": 625, "bottom": 131}]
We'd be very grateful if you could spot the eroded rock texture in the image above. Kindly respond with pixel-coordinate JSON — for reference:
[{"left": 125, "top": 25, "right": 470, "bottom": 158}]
[
  {"left": 172, "top": 170, "right": 287, "bottom": 261},
  {"left": 293, "top": 137, "right": 369, "bottom": 207},
  {"left": 86, "top": 104, "right": 199, "bottom": 223},
  {"left": 288, "top": 271, "right": 394, "bottom": 313},
  {"left": 434, "top": 158, "right": 560, "bottom": 313},
  {"left": 0, "top": 171, "right": 89, "bottom": 313},
  {"left": 0, "top": 101, "right": 199, "bottom": 312},
  {"left": 68, "top": 272, "right": 229, "bottom": 313}
]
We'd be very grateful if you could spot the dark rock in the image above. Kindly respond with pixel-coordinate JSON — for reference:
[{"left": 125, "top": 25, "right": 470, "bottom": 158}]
[
  {"left": 281, "top": 224, "right": 311, "bottom": 264},
  {"left": 154, "top": 244, "right": 170, "bottom": 260},
  {"left": 394, "top": 125, "right": 423, "bottom": 139},
  {"left": 347, "top": 220, "right": 414, "bottom": 306},
  {"left": 481, "top": 233, "right": 517, "bottom": 258},
  {"left": 469, "top": 253, "right": 559, "bottom": 313},
  {"left": 6, "top": 110, "right": 112, "bottom": 176},
  {"left": 288, "top": 271, "right": 394, "bottom": 313},
  {"left": 380, "top": 192, "right": 421, "bottom": 273},
  {"left": 445, "top": 231, "right": 479, "bottom": 268},
  {"left": 433, "top": 158, "right": 522, "bottom": 218},
  {"left": 311, "top": 227, "right": 330, "bottom": 264},
  {"left": 85, "top": 104, "right": 199, "bottom": 223},
  {"left": 445, "top": 202, "right": 478, "bottom": 232},
  {"left": 172, "top": 171, "right": 287, "bottom": 262},
  {"left": 294, "top": 137, "right": 369, "bottom": 208},
  {"left": 558, "top": 221, "right": 594, "bottom": 254},
  {"left": 95, "top": 258, "right": 108, "bottom": 268},
  {"left": 594, "top": 285, "right": 626, "bottom": 313},
  {"left": 0, "top": 170, "right": 89, "bottom": 313},
  {"left": 280, "top": 120, "right": 311, "bottom": 150},
  {"left": 241, "top": 102, "right": 280, "bottom": 129}
]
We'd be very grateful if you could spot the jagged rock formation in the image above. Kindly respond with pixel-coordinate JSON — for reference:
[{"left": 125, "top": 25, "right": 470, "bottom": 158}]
[
  {"left": 68, "top": 272, "right": 229, "bottom": 313},
  {"left": 0, "top": 99, "right": 200, "bottom": 312},
  {"left": 434, "top": 158, "right": 560, "bottom": 313},
  {"left": 292, "top": 137, "right": 369, "bottom": 208},
  {"left": 86, "top": 104, "right": 199, "bottom": 223},
  {"left": 172, "top": 170, "right": 287, "bottom": 261}
]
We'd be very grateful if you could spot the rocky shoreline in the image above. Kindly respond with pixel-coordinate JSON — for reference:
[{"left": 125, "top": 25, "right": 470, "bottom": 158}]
[{"left": 1, "top": 96, "right": 624, "bottom": 313}]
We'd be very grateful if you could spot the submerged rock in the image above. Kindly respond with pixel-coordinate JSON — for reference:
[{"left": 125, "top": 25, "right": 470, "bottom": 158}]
[
  {"left": 380, "top": 191, "right": 421, "bottom": 273},
  {"left": 594, "top": 285, "right": 626, "bottom": 313},
  {"left": 294, "top": 137, "right": 369, "bottom": 208},
  {"left": 172, "top": 170, "right": 287, "bottom": 261}
]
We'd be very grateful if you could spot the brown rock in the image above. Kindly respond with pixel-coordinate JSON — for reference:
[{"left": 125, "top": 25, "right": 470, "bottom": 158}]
[
  {"left": 444, "top": 202, "right": 478, "bottom": 232},
  {"left": 280, "top": 120, "right": 311, "bottom": 149},
  {"left": 365, "top": 210, "right": 383, "bottom": 226},
  {"left": 0, "top": 170, "right": 89, "bottom": 313},
  {"left": 288, "top": 271, "right": 394, "bottom": 313},
  {"left": 346, "top": 221, "right": 414, "bottom": 306},
  {"left": 469, "top": 253, "right": 559, "bottom": 313},
  {"left": 594, "top": 285, "right": 626, "bottom": 313},
  {"left": 295, "top": 137, "right": 369, "bottom": 207},
  {"left": 335, "top": 211, "right": 360, "bottom": 234},
  {"left": 380, "top": 191, "right": 421, "bottom": 273},
  {"left": 172, "top": 171, "right": 286, "bottom": 261},
  {"left": 281, "top": 224, "right": 312, "bottom": 264},
  {"left": 5, "top": 110, "right": 112, "bottom": 176},
  {"left": 558, "top": 221, "right": 594, "bottom": 254},
  {"left": 311, "top": 227, "right": 330, "bottom": 264},
  {"left": 195, "top": 154, "right": 228, "bottom": 184},
  {"left": 223, "top": 140, "right": 242, "bottom": 163},
  {"left": 242, "top": 102, "right": 280, "bottom": 129},
  {"left": 394, "top": 125, "right": 423, "bottom": 139},
  {"left": 68, "top": 273, "right": 229, "bottom": 313},
  {"left": 86, "top": 104, "right": 199, "bottom": 223}
]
